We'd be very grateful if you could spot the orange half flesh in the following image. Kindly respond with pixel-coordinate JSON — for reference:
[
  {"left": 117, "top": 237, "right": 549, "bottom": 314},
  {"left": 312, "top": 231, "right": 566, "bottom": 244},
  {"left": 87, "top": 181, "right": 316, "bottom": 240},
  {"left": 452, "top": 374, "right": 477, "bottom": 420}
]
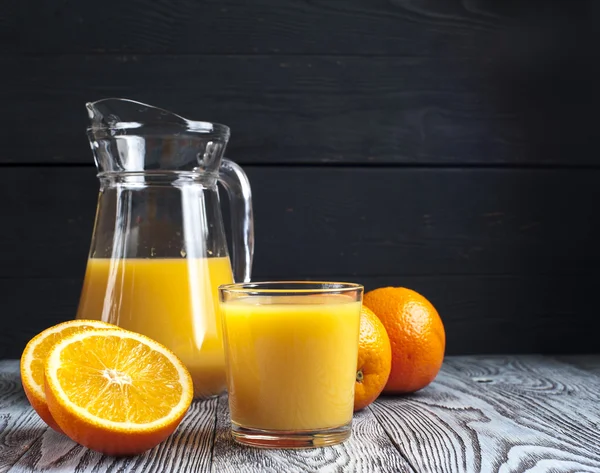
[{"left": 44, "top": 329, "right": 193, "bottom": 456}]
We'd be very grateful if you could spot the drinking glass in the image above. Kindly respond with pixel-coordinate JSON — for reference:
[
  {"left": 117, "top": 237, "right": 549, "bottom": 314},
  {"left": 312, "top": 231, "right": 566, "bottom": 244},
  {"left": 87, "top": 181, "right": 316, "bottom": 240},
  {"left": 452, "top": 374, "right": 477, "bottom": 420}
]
[{"left": 219, "top": 282, "right": 363, "bottom": 448}]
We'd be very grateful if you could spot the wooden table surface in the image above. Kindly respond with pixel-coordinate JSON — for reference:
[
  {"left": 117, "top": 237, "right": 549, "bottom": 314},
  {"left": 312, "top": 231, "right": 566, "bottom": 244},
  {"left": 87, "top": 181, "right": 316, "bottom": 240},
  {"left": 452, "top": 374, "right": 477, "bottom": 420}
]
[{"left": 1, "top": 355, "right": 599, "bottom": 472}]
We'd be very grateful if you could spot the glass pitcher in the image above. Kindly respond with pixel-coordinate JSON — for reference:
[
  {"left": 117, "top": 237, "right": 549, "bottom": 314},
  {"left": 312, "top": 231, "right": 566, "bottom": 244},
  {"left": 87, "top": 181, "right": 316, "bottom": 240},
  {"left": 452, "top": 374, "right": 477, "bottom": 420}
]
[{"left": 76, "top": 98, "right": 254, "bottom": 398}]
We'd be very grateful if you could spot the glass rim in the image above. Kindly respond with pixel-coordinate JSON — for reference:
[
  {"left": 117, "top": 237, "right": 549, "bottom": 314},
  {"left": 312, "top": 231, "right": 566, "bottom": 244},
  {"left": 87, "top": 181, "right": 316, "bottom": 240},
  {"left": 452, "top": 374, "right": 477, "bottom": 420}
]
[
  {"left": 86, "top": 98, "right": 231, "bottom": 138},
  {"left": 86, "top": 121, "right": 231, "bottom": 137},
  {"left": 219, "top": 281, "right": 363, "bottom": 295}
]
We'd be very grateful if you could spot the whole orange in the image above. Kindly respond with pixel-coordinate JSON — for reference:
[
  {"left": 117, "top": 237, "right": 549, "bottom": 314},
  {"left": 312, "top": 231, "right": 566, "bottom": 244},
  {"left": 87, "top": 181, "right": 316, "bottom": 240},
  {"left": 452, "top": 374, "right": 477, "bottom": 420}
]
[
  {"left": 354, "top": 306, "right": 392, "bottom": 411},
  {"left": 363, "top": 287, "right": 445, "bottom": 394}
]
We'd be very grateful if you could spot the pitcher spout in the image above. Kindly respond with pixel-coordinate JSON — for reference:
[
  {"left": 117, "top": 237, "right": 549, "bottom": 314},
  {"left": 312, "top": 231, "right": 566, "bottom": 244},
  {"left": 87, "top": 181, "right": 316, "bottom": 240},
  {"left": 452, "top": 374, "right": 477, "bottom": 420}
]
[{"left": 85, "top": 98, "right": 230, "bottom": 175}]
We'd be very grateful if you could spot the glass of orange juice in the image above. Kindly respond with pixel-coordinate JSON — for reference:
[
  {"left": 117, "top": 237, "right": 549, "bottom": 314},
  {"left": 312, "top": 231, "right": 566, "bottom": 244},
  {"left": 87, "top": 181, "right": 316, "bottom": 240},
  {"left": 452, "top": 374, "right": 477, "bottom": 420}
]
[{"left": 219, "top": 281, "right": 363, "bottom": 448}]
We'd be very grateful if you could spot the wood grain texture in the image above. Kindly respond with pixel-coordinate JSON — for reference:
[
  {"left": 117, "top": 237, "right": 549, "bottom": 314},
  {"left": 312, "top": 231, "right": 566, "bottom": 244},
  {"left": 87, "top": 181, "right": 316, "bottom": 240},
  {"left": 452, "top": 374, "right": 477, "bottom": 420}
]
[
  {"left": 11, "top": 0, "right": 600, "bottom": 73},
  {"left": 2, "top": 358, "right": 600, "bottom": 472},
  {"left": 6, "top": 397, "right": 218, "bottom": 473},
  {"left": 0, "top": 410, "right": 48, "bottom": 473},
  {"left": 2, "top": 53, "right": 597, "bottom": 165},
  {"left": 211, "top": 394, "right": 414, "bottom": 473},
  {"left": 13, "top": 0, "right": 513, "bottom": 55},
  {"left": 370, "top": 356, "right": 600, "bottom": 473},
  {"left": 0, "top": 362, "right": 49, "bottom": 473},
  {"left": 1, "top": 166, "right": 599, "bottom": 357},
  {"left": 0, "top": 361, "right": 22, "bottom": 411},
  {"left": 554, "top": 355, "right": 600, "bottom": 377}
]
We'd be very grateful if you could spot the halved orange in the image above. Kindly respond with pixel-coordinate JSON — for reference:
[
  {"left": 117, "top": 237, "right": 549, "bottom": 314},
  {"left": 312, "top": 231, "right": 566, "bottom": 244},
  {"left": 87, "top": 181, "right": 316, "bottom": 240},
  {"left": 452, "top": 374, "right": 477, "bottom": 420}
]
[
  {"left": 44, "top": 329, "right": 193, "bottom": 456},
  {"left": 20, "top": 319, "right": 118, "bottom": 433}
]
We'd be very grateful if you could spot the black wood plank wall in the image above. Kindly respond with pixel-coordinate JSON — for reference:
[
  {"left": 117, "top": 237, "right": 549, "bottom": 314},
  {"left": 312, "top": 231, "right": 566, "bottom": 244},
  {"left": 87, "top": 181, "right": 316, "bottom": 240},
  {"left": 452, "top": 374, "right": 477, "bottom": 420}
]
[{"left": 2, "top": 1, "right": 599, "bottom": 357}]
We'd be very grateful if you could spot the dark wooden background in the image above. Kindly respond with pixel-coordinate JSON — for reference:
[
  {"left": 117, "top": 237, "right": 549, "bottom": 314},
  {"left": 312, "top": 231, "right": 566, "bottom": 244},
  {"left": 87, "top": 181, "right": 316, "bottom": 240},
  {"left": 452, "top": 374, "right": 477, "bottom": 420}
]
[{"left": 1, "top": 0, "right": 599, "bottom": 358}]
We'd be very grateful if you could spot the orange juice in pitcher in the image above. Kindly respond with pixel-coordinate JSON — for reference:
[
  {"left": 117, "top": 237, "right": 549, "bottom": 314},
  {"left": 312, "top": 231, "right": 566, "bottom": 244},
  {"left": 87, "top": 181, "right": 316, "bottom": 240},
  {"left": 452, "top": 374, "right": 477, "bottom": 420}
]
[
  {"left": 77, "top": 257, "right": 234, "bottom": 396},
  {"left": 76, "top": 99, "right": 253, "bottom": 398}
]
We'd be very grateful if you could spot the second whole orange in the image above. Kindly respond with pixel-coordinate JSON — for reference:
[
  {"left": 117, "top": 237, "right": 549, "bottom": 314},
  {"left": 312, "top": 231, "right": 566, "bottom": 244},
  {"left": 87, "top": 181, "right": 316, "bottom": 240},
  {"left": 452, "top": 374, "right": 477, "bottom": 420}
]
[
  {"left": 363, "top": 287, "right": 445, "bottom": 394},
  {"left": 354, "top": 306, "right": 392, "bottom": 411}
]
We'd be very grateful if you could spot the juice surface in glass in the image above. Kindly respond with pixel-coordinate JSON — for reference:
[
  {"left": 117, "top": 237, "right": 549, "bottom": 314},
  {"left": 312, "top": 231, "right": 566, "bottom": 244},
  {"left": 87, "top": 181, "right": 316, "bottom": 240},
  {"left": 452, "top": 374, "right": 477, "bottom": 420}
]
[
  {"left": 76, "top": 256, "right": 233, "bottom": 397},
  {"left": 221, "top": 294, "right": 361, "bottom": 431}
]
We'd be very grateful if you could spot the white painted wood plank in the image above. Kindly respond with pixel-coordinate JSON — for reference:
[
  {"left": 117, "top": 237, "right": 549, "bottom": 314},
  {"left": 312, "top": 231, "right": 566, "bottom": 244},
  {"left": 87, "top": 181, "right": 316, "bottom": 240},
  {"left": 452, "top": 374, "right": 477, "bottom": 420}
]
[
  {"left": 369, "top": 356, "right": 600, "bottom": 473},
  {"left": 0, "top": 361, "right": 24, "bottom": 412},
  {"left": 211, "top": 395, "right": 414, "bottom": 473},
  {"left": 553, "top": 355, "right": 600, "bottom": 377},
  {"left": 0, "top": 361, "right": 49, "bottom": 473},
  {"left": 6, "top": 398, "right": 218, "bottom": 473},
  {"left": 3, "top": 357, "right": 600, "bottom": 472}
]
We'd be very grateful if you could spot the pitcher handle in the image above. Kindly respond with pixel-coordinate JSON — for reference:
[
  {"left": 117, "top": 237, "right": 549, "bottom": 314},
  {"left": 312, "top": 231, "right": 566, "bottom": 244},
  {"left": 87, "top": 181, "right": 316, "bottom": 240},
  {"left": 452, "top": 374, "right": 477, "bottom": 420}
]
[{"left": 218, "top": 158, "right": 254, "bottom": 283}]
